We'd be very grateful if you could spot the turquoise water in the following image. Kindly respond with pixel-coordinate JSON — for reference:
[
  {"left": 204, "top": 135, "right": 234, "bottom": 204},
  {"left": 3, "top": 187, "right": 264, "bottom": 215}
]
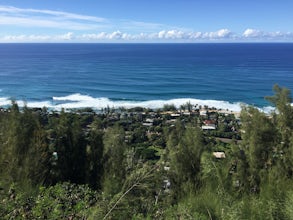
[{"left": 0, "top": 43, "right": 292, "bottom": 111}]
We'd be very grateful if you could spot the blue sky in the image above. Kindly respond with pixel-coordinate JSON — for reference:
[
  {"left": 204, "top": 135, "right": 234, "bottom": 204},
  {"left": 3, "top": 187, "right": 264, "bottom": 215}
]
[{"left": 0, "top": 0, "right": 293, "bottom": 42}]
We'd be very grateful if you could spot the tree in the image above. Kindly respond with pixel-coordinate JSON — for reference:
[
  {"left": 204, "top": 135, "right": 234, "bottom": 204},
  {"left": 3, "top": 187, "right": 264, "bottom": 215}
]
[
  {"left": 266, "top": 84, "right": 293, "bottom": 177},
  {"left": 102, "top": 125, "right": 127, "bottom": 196},
  {"left": 49, "top": 111, "right": 86, "bottom": 184},
  {"left": 240, "top": 107, "right": 277, "bottom": 191},
  {"left": 86, "top": 118, "right": 104, "bottom": 189},
  {"left": 0, "top": 103, "right": 49, "bottom": 186},
  {"left": 165, "top": 120, "right": 185, "bottom": 150},
  {"left": 25, "top": 123, "right": 50, "bottom": 185},
  {"left": 169, "top": 126, "right": 204, "bottom": 197}
]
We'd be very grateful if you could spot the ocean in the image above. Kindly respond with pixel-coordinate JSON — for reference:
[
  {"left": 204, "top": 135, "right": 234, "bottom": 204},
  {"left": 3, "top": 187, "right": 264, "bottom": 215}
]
[{"left": 0, "top": 43, "right": 293, "bottom": 112}]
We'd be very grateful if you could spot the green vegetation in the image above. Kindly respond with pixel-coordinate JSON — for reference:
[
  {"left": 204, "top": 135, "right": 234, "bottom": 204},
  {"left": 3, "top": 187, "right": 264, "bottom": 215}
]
[{"left": 0, "top": 85, "right": 293, "bottom": 219}]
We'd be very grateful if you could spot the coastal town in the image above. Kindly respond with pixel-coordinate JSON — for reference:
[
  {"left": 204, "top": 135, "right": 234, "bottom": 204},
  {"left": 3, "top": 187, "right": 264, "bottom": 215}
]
[{"left": 0, "top": 102, "right": 242, "bottom": 164}]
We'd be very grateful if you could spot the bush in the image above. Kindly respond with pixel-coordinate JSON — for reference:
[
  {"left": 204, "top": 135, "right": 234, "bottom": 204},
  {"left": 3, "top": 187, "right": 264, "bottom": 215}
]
[
  {"left": 32, "top": 182, "right": 97, "bottom": 219},
  {"left": 0, "top": 182, "right": 98, "bottom": 219}
]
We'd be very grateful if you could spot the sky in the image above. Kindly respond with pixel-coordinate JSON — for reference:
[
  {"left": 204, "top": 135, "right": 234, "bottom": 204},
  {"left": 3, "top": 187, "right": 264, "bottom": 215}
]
[{"left": 0, "top": 0, "right": 293, "bottom": 42}]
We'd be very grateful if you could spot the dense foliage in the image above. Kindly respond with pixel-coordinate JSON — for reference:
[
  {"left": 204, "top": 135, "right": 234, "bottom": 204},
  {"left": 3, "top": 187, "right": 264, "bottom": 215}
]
[{"left": 0, "top": 85, "right": 293, "bottom": 219}]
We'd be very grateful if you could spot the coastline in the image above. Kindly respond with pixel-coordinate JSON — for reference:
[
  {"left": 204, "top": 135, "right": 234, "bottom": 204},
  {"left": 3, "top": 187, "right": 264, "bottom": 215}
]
[
  {"left": 0, "top": 98, "right": 242, "bottom": 119},
  {"left": 0, "top": 94, "right": 275, "bottom": 115}
]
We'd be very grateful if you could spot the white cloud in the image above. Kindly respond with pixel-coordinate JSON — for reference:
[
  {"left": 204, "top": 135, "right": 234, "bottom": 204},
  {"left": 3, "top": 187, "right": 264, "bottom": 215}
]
[
  {"left": 201, "top": 29, "right": 232, "bottom": 39},
  {"left": 1, "top": 34, "right": 50, "bottom": 42},
  {"left": 58, "top": 32, "right": 74, "bottom": 40},
  {"left": 189, "top": 32, "right": 203, "bottom": 39},
  {"left": 243, "top": 29, "right": 263, "bottom": 38},
  {"left": 0, "top": 29, "right": 292, "bottom": 43},
  {"left": 109, "top": 31, "right": 123, "bottom": 39},
  {"left": 0, "top": 5, "right": 111, "bottom": 31},
  {"left": 0, "top": 32, "right": 75, "bottom": 42},
  {"left": 242, "top": 28, "right": 293, "bottom": 40},
  {"left": 0, "top": 15, "right": 106, "bottom": 30},
  {"left": 1, "top": 29, "right": 293, "bottom": 43},
  {"left": 157, "top": 30, "right": 187, "bottom": 39},
  {"left": 0, "top": 5, "right": 166, "bottom": 33},
  {"left": 0, "top": 6, "right": 111, "bottom": 33},
  {"left": 0, "top": 5, "right": 106, "bottom": 23},
  {"left": 79, "top": 31, "right": 132, "bottom": 41},
  {"left": 80, "top": 33, "right": 106, "bottom": 40},
  {"left": 153, "top": 29, "right": 233, "bottom": 41},
  {"left": 216, "top": 29, "right": 232, "bottom": 38}
]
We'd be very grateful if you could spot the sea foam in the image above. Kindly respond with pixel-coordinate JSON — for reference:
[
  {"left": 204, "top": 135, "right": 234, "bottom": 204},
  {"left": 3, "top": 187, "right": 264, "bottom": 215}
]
[
  {"left": 0, "top": 97, "right": 11, "bottom": 106},
  {"left": 25, "top": 93, "right": 246, "bottom": 112},
  {"left": 51, "top": 93, "right": 243, "bottom": 111},
  {"left": 0, "top": 93, "right": 279, "bottom": 113}
]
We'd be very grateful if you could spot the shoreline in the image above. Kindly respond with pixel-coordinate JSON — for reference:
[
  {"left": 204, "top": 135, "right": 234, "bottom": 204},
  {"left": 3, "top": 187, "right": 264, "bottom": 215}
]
[
  {"left": 0, "top": 95, "right": 276, "bottom": 115},
  {"left": 0, "top": 101, "right": 242, "bottom": 119}
]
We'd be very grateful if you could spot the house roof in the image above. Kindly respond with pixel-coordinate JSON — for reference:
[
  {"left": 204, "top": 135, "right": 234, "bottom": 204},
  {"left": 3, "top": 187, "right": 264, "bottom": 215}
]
[{"left": 213, "top": 152, "right": 226, "bottom": 159}]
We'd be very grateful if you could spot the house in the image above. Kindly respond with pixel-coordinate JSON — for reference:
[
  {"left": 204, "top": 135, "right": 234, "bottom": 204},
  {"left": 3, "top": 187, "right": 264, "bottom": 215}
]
[
  {"left": 202, "top": 119, "right": 216, "bottom": 130},
  {"left": 171, "top": 113, "right": 180, "bottom": 118},
  {"left": 202, "top": 125, "right": 216, "bottom": 130},
  {"left": 203, "top": 120, "right": 216, "bottom": 126},
  {"left": 145, "top": 118, "right": 154, "bottom": 123},
  {"left": 200, "top": 110, "right": 207, "bottom": 116},
  {"left": 213, "top": 152, "right": 226, "bottom": 159},
  {"left": 164, "top": 166, "right": 170, "bottom": 171},
  {"left": 142, "top": 122, "right": 153, "bottom": 127}
]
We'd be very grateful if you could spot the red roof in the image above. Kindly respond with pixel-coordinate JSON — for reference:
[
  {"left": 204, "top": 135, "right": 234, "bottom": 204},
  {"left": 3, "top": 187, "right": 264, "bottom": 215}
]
[{"left": 204, "top": 120, "right": 216, "bottom": 125}]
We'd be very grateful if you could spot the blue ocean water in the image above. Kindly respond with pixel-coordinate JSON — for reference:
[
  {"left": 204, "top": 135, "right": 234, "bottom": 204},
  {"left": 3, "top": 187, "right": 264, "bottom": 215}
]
[{"left": 0, "top": 43, "right": 292, "bottom": 111}]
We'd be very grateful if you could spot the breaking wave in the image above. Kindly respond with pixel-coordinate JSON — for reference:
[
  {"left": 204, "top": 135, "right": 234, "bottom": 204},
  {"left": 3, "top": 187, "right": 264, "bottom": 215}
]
[
  {"left": 0, "top": 93, "right": 279, "bottom": 113},
  {"left": 53, "top": 93, "right": 245, "bottom": 111}
]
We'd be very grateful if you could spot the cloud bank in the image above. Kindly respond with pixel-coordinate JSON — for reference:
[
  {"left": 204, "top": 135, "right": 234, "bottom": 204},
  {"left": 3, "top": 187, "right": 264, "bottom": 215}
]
[
  {"left": 0, "top": 5, "right": 292, "bottom": 42},
  {"left": 242, "top": 28, "right": 293, "bottom": 40},
  {"left": 1, "top": 29, "right": 292, "bottom": 43}
]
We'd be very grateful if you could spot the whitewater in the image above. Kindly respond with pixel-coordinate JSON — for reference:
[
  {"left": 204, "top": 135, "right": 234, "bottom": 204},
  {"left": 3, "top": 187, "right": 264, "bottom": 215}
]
[{"left": 0, "top": 93, "right": 276, "bottom": 113}]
